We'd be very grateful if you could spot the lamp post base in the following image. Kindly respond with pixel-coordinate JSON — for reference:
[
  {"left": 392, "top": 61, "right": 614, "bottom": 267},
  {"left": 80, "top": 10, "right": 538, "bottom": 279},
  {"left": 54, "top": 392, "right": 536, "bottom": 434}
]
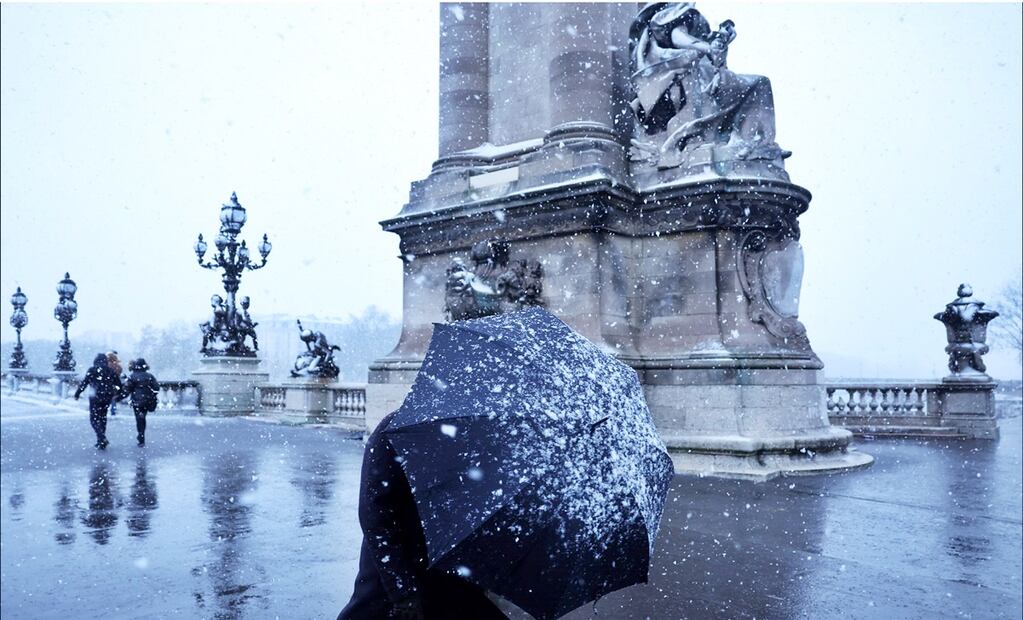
[{"left": 192, "top": 356, "right": 269, "bottom": 416}]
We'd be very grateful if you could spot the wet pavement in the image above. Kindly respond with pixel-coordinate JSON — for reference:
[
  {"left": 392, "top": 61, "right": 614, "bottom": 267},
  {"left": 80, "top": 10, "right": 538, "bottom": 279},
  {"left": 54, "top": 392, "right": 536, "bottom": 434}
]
[{"left": 1, "top": 397, "right": 1020, "bottom": 619}]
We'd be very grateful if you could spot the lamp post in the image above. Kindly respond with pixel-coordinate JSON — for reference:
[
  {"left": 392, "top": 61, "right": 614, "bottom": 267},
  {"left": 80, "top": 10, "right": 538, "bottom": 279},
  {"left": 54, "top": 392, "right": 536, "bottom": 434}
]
[
  {"left": 53, "top": 273, "right": 78, "bottom": 372},
  {"left": 8, "top": 287, "right": 28, "bottom": 370},
  {"left": 194, "top": 193, "right": 271, "bottom": 357}
]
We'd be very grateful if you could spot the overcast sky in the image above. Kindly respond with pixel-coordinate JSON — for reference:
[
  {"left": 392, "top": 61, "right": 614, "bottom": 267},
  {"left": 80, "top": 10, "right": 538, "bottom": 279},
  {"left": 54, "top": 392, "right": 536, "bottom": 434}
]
[{"left": 1, "top": 3, "right": 1021, "bottom": 379}]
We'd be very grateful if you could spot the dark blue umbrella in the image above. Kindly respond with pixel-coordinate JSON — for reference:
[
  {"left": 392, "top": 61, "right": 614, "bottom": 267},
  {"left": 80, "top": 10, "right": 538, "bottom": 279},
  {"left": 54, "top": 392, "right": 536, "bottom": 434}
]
[{"left": 382, "top": 307, "right": 675, "bottom": 619}]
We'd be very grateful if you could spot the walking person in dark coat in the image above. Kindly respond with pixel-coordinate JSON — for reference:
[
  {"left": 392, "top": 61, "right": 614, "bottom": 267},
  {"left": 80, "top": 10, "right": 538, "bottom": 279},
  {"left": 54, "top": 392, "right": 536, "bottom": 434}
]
[
  {"left": 119, "top": 358, "right": 160, "bottom": 447},
  {"left": 338, "top": 411, "right": 508, "bottom": 620},
  {"left": 106, "top": 351, "right": 124, "bottom": 416},
  {"left": 74, "top": 353, "right": 123, "bottom": 450}
]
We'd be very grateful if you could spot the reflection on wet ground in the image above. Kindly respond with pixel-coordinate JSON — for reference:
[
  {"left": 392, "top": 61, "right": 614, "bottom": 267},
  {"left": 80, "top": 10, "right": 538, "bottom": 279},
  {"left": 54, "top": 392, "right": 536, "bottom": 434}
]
[
  {"left": 81, "top": 462, "right": 119, "bottom": 545},
  {"left": 1, "top": 401, "right": 363, "bottom": 619},
  {"left": 1, "top": 398, "right": 1020, "bottom": 619},
  {"left": 127, "top": 459, "right": 158, "bottom": 538}
]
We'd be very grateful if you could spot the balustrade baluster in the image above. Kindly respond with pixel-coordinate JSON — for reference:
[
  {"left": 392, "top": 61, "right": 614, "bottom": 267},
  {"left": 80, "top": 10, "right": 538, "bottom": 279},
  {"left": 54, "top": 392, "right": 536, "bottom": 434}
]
[
  {"left": 907, "top": 388, "right": 920, "bottom": 415},
  {"left": 867, "top": 389, "right": 880, "bottom": 413},
  {"left": 893, "top": 388, "right": 907, "bottom": 414}
]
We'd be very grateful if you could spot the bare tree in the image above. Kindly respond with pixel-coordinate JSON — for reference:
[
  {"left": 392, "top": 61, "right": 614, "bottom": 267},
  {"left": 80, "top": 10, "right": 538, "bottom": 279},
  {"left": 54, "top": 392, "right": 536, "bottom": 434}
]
[{"left": 991, "top": 272, "right": 1023, "bottom": 363}]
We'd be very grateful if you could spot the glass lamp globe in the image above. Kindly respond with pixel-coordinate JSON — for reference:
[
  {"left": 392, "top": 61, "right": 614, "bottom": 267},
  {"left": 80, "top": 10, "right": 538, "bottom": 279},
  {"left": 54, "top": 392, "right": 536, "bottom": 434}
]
[
  {"left": 57, "top": 273, "right": 77, "bottom": 299},
  {"left": 11, "top": 287, "right": 27, "bottom": 308},
  {"left": 219, "top": 192, "right": 247, "bottom": 234}
]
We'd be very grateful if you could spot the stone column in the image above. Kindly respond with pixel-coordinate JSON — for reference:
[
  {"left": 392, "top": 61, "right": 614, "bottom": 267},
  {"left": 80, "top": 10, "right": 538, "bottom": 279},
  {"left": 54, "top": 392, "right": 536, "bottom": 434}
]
[
  {"left": 545, "top": 3, "right": 620, "bottom": 134},
  {"left": 526, "top": 3, "right": 633, "bottom": 181},
  {"left": 438, "top": 3, "right": 489, "bottom": 157}
]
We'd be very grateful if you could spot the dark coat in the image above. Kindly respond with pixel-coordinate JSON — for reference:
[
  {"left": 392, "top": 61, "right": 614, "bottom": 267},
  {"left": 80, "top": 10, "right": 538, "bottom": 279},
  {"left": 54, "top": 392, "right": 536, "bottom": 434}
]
[
  {"left": 74, "top": 354, "right": 122, "bottom": 404},
  {"left": 121, "top": 370, "right": 160, "bottom": 412},
  {"left": 338, "top": 412, "right": 507, "bottom": 620}
]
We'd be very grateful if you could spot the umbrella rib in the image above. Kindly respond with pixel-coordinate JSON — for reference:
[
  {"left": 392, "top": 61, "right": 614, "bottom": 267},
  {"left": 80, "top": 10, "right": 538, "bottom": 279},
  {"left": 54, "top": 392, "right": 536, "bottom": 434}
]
[
  {"left": 386, "top": 412, "right": 488, "bottom": 434},
  {"left": 430, "top": 474, "right": 563, "bottom": 571},
  {"left": 441, "top": 321, "right": 588, "bottom": 382}
]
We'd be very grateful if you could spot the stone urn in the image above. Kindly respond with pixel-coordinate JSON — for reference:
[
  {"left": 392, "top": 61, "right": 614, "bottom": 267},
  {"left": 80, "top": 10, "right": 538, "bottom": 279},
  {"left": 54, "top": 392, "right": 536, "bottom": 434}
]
[{"left": 934, "top": 284, "right": 999, "bottom": 382}]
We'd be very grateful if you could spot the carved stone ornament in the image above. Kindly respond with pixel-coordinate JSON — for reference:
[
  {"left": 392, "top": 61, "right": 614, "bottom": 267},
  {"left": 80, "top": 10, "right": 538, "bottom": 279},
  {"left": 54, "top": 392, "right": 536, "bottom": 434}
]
[
  {"left": 629, "top": 3, "right": 790, "bottom": 176},
  {"left": 737, "top": 230, "right": 811, "bottom": 350},
  {"left": 444, "top": 238, "right": 544, "bottom": 321}
]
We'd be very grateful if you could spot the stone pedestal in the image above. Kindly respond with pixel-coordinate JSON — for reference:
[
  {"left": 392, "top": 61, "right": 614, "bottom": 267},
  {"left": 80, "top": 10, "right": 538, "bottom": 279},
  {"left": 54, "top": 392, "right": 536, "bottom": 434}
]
[
  {"left": 278, "top": 378, "right": 333, "bottom": 424},
  {"left": 370, "top": 176, "right": 874, "bottom": 479},
  {"left": 276, "top": 379, "right": 360, "bottom": 429},
  {"left": 192, "top": 356, "right": 268, "bottom": 416},
  {"left": 937, "top": 381, "right": 999, "bottom": 440}
]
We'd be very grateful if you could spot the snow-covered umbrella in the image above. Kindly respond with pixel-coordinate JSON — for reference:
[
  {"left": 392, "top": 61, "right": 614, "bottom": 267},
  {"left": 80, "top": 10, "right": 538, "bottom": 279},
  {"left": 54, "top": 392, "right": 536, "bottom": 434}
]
[{"left": 382, "top": 306, "right": 675, "bottom": 619}]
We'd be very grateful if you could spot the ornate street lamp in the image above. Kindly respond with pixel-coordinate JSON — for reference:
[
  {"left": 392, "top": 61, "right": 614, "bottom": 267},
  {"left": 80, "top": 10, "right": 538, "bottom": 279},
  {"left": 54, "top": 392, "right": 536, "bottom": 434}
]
[
  {"left": 53, "top": 273, "right": 78, "bottom": 372},
  {"left": 194, "top": 192, "right": 271, "bottom": 357},
  {"left": 8, "top": 287, "right": 28, "bottom": 370}
]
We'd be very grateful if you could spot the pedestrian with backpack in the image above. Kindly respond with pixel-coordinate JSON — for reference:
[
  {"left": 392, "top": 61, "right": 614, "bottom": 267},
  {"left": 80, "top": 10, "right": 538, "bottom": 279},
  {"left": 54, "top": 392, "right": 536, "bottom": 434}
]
[
  {"left": 74, "top": 353, "right": 123, "bottom": 449},
  {"left": 120, "top": 358, "right": 160, "bottom": 447}
]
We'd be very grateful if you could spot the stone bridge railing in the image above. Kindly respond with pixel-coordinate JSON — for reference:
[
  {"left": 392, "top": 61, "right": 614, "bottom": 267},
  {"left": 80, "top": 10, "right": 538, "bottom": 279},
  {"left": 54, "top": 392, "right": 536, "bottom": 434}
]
[
  {"left": 825, "top": 380, "right": 998, "bottom": 439},
  {"left": 254, "top": 381, "right": 366, "bottom": 431},
  {"left": 6, "top": 369, "right": 994, "bottom": 439},
  {"left": 2, "top": 371, "right": 200, "bottom": 412}
]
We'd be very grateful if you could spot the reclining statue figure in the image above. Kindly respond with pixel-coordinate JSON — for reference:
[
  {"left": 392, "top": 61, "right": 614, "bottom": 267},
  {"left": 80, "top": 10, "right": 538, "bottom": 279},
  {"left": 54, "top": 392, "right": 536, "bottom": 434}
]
[
  {"left": 630, "top": 3, "right": 789, "bottom": 171},
  {"left": 291, "top": 319, "right": 341, "bottom": 379}
]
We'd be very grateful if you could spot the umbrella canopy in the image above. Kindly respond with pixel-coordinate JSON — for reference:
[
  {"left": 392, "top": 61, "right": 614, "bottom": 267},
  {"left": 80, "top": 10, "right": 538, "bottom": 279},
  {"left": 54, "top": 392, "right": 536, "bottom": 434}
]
[{"left": 382, "top": 307, "right": 675, "bottom": 619}]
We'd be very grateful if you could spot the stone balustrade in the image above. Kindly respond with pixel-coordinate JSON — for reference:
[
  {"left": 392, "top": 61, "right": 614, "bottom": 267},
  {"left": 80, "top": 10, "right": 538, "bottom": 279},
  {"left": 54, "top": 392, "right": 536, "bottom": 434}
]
[
  {"left": 827, "top": 384, "right": 932, "bottom": 417},
  {"left": 156, "top": 381, "right": 202, "bottom": 411},
  {"left": 2, "top": 370, "right": 200, "bottom": 412},
  {"left": 256, "top": 385, "right": 287, "bottom": 411},
  {"left": 826, "top": 381, "right": 998, "bottom": 439},
  {"left": 253, "top": 381, "right": 366, "bottom": 431},
  {"left": 332, "top": 386, "right": 366, "bottom": 417},
  {"left": 6, "top": 369, "right": 993, "bottom": 439},
  {"left": 4, "top": 372, "right": 54, "bottom": 397}
]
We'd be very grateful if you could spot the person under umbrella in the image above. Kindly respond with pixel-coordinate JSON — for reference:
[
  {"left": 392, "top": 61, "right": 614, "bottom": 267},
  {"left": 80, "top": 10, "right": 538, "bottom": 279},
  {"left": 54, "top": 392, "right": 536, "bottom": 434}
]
[
  {"left": 338, "top": 408, "right": 509, "bottom": 619},
  {"left": 339, "top": 307, "right": 674, "bottom": 619},
  {"left": 74, "top": 353, "right": 123, "bottom": 450}
]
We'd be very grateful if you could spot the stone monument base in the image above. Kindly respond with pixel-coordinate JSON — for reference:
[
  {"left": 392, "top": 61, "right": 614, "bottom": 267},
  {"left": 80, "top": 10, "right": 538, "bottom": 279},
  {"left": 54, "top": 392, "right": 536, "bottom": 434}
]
[
  {"left": 663, "top": 428, "right": 873, "bottom": 481},
  {"left": 193, "top": 356, "right": 268, "bottom": 417},
  {"left": 637, "top": 362, "right": 873, "bottom": 480},
  {"left": 366, "top": 361, "right": 420, "bottom": 433},
  {"left": 369, "top": 359, "right": 874, "bottom": 480}
]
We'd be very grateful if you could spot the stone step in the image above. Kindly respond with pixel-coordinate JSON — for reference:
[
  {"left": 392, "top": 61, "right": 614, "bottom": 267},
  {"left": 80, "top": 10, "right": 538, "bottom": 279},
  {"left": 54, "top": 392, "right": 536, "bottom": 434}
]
[{"left": 844, "top": 425, "right": 967, "bottom": 438}]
